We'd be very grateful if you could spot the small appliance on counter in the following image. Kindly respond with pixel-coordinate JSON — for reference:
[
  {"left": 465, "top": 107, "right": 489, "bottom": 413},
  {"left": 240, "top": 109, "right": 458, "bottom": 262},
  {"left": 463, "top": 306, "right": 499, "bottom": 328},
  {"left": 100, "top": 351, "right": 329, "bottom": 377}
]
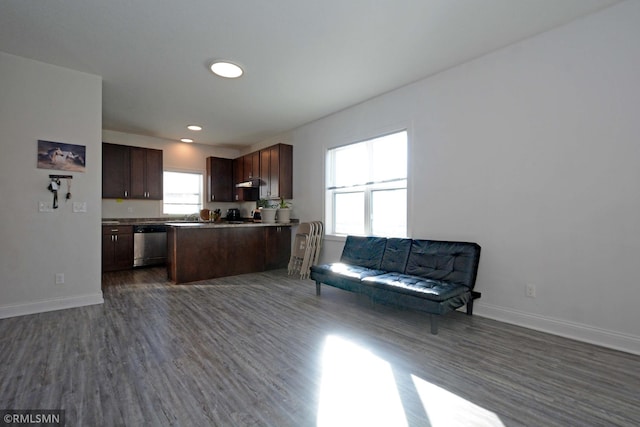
[
  {"left": 226, "top": 208, "right": 241, "bottom": 222},
  {"left": 252, "top": 210, "right": 261, "bottom": 222}
]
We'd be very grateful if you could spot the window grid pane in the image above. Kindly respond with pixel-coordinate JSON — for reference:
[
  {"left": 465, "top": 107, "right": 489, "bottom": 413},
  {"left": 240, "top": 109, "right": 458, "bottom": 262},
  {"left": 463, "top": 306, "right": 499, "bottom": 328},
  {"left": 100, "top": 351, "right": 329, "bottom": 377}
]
[
  {"left": 333, "top": 143, "right": 368, "bottom": 188},
  {"left": 334, "top": 192, "right": 365, "bottom": 235},
  {"left": 371, "top": 188, "right": 407, "bottom": 237},
  {"left": 371, "top": 133, "right": 407, "bottom": 183},
  {"left": 163, "top": 171, "right": 203, "bottom": 215}
]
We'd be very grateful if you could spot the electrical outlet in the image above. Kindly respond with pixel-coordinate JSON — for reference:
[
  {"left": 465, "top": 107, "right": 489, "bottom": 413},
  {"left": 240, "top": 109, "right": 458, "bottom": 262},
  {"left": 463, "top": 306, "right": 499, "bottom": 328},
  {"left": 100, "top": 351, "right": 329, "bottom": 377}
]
[
  {"left": 526, "top": 284, "right": 536, "bottom": 298},
  {"left": 55, "top": 273, "right": 64, "bottom": 285},
  {"left": 72, "top": 201, "right": 87, "bottom": 213}
]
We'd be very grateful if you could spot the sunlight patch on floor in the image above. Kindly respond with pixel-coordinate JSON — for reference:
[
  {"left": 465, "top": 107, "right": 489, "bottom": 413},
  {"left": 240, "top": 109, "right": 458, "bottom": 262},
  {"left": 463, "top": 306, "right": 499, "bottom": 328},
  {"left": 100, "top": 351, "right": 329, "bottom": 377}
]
[
  {"left": 317, "top": 335, "right": 408, "bottom": 427},
  {"left": 316, "top": 334, "right": 505, "bottom": 427},
  {"left": 411, "top": 375, "right": 505, "bottom": 427}
]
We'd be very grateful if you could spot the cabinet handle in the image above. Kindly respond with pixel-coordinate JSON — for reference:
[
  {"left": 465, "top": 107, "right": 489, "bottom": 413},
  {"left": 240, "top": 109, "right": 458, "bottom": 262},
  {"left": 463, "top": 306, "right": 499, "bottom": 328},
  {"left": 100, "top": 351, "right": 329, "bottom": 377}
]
[
  {"left": 124, "top": 190, "right": 128, "bottom": 198},
  {"left": 212, "top": 195, "right": 215, "bottom": 201},
  {"left": 115, "top": 235, "right": 118, "bottom": 242}
]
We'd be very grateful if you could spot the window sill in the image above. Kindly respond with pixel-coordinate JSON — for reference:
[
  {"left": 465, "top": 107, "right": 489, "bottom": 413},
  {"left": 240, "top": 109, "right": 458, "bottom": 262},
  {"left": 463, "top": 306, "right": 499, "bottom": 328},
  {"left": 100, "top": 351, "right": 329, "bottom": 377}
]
[{"left": 324, "top": 234, "right": 347, "bottom": 243}]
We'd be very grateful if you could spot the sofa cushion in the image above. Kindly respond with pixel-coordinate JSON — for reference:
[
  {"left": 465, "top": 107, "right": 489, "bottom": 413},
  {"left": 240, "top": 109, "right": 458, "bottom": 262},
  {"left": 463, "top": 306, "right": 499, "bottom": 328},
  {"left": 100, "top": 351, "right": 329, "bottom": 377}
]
[
  {"left": 405, "top": 240, "right": 481, "bottom": 289},
  {"left": 362, "top": 272, "right": 469, "bottom": 302},
  {"left": 312, "top": 263, "right": 385, "bottom": 280},
  {"left": 340, "top": 236, "right": 387, "bottom": 270},
  {"left": 380, "top": 238, "right": 412, "bottom": 272}
]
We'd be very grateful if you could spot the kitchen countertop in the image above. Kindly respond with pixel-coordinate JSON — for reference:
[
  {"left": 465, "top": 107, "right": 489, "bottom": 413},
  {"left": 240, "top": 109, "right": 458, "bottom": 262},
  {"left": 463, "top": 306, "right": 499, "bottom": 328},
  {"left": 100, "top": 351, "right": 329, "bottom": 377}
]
[
  {"left": 165, "top": 222, "right": 291, "bottom": 228},
  {"left": 102, "top": 217, "right": 193, "bottom": 225},
  {"left": 102, "top": 218, "right": 294, "bottom": 227}
]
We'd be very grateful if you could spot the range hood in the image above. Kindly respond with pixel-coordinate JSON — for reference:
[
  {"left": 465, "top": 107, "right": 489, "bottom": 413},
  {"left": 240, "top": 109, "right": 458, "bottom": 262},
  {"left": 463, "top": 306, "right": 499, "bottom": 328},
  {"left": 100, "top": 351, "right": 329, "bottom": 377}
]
[{"left": 235, "top": 178, "right": 261, "bottom": 188}]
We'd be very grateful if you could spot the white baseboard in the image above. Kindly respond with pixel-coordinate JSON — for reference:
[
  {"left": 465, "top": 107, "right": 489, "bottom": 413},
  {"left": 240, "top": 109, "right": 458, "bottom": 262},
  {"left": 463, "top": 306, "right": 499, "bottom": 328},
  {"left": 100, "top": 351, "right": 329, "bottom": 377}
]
[
  {"left": 0, "top": 293, "right": 104, "bottom": 319},
  {"left": 475, "top": 302, "right": 640, "bottom": 356}
]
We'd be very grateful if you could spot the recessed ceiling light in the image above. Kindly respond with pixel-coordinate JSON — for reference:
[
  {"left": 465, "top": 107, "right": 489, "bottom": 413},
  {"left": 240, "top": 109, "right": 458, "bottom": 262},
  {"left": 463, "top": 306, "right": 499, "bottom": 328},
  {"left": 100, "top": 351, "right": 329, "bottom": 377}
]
[
  {"left": 187, "top": 125, "right": 202, "bottom": 131},
  {"left": 180, "top": 138, "right": 194, "bottom": 143},
  {"left": 209, "top": 61, "right": 243, "bottom": 78}
]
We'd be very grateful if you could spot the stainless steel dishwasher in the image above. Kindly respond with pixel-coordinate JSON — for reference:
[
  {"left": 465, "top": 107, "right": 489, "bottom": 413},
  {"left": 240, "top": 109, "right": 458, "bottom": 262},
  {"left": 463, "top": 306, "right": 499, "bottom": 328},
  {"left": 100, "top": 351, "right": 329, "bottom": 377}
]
[{"left": 133, "top": 224, "right": 168, "bottom": 267}]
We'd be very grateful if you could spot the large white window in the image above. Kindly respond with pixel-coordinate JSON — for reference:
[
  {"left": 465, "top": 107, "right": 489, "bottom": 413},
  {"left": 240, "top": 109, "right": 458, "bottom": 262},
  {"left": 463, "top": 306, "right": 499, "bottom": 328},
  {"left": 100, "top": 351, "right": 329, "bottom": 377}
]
[
  {"left": 163, "top": 171, "right": 203, "bottom": 214},
  {"left": 326, "top": 130, "right": 407, "bottom": 237}
]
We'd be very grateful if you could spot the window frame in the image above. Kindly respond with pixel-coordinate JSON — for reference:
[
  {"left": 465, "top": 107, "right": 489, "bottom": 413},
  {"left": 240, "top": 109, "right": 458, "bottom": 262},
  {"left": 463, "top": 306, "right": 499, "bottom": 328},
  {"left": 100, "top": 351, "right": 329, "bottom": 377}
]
[
  {"left": 325, "top": 129, "right": 408, "bottom": 238},
  {"left": 162, "top": 169, "right": 204, "bottom": 215}
]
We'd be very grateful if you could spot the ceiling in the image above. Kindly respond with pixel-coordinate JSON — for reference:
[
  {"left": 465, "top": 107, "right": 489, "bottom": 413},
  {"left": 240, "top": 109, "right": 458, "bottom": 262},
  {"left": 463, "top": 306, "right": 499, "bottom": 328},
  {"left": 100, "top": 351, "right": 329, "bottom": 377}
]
[{"left": 0, "top": 0, "right": 619, "bottom": 147}]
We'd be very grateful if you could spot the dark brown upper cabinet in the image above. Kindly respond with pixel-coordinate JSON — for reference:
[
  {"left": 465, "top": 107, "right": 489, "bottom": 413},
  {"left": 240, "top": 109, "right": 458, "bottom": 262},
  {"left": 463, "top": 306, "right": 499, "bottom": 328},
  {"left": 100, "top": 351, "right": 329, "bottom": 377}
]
[
  {"left": 206, "top": 157, "right": 233, "bottom": 202},
  {"left": 130, "top": 147, "right": 163, "bottom": 199},
  {"left": 233, "top": 156, "right": 258, "bottom": 202},
  {"left": 102, "top": 143, "right": 131, "bottom": 199},
  {"left": 243, "top": 151, "right": 260, "bottom": 180},
  {"left": 102, "top": 143, "right": 163, "bottom": 200},
  {"left": 260, "top": 144, "right": 292, "bottom": 200}
]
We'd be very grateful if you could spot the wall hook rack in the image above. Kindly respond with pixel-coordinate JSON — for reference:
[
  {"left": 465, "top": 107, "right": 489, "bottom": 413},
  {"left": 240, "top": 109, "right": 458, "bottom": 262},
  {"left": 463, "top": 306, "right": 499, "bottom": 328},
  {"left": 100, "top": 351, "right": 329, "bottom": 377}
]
[{"left": 47, "top": 175, "right": 72, "bottom": 209}]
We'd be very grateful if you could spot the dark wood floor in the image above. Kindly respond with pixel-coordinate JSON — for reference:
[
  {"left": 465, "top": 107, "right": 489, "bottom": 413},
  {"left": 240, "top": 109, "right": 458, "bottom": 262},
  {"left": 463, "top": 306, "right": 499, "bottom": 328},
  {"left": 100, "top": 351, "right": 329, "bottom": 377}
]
[{"left": 1, "top": 267, "right": 639, "bottom": 426}]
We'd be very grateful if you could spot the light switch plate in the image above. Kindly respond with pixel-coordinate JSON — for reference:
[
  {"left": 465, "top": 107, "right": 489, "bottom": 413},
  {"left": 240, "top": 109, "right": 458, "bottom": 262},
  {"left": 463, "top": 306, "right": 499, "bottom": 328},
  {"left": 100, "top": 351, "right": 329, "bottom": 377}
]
[
  {"left": 73, "top": 201, "right": 87, "bottom": 213},
  {"left": 39, "top": 201, "right": 53, "bottom": 213}
]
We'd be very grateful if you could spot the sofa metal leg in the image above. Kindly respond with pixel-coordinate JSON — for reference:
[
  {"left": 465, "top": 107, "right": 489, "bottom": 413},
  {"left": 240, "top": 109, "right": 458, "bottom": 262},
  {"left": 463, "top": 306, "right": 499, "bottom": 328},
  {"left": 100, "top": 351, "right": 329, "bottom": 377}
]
[
  {"left": 430, "top": 315, "right": 438, "bottom": 335},
  {"left": 467, "top": 290, "right": 481, "bottom": 315},
  {"left": 315, "top": 281, "right": 321, "bottom": 296}
]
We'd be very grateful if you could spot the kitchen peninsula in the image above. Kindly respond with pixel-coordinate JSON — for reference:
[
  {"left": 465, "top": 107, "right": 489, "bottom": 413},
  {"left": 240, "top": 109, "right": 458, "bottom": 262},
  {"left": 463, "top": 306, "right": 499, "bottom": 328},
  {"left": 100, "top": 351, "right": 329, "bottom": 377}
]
[{"left": 166, "top": 222, "right": 291, "bottom": 284}]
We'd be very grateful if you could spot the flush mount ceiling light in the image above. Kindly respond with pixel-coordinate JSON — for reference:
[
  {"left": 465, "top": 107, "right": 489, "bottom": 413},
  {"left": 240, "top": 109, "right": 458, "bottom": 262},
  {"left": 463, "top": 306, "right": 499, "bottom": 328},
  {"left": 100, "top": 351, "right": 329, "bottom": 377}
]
[
  {"left": 187, "top": 125, "right": 202, "bottom": 131},
  {"left": 180, "top": 138, "right": 194, "bottom": 143},
  {"left": 209, "top": 60, "right": 244, "bottom": 78}
]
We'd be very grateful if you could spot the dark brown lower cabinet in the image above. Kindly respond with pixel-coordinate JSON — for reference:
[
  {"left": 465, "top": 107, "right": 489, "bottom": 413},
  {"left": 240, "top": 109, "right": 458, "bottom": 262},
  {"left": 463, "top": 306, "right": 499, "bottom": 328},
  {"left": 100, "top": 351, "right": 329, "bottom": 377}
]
[
  {"left": 167, "top": 225, "right": 291, "bottom": 284},
  {"left": 266, "top": 226, "right": 291, "bottom": 270},
  {"left": 102, "top": 225, "right": 133, "bottom": 272}
]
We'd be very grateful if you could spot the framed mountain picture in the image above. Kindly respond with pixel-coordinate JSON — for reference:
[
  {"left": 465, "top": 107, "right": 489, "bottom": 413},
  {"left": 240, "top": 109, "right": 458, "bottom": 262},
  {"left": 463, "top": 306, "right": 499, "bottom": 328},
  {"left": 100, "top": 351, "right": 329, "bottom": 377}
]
[{"left": 37, "top": 140, "right": 86, "bottom": 172}]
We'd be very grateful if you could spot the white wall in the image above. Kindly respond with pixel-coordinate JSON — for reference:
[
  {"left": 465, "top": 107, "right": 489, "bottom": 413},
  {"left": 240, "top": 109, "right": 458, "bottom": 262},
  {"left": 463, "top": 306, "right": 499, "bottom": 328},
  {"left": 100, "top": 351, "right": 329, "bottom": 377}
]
[
  {"left": 0, "top": 52, "right": 103, "bottom": 317},
  {"left": 101, "top": 130, "right": 248, "bottom": 218},
  {"left": 287, "top": 2, "right": 640, "bottom": 354}
]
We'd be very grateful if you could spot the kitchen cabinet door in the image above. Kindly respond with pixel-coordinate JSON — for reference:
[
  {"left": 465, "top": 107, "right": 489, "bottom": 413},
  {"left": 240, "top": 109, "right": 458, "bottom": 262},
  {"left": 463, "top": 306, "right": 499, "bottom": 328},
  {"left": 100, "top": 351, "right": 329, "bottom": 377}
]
[
  {"left": 233, "top": 157, "right": 244, "bottom": 201},
  {"left": 259, "top": 149, "right": 270, "bottom": 199},
  {"left": 102, "top": 225, "right": 133, "bottom": 271},
  {"left": 102, "top": 143, "right": 131, "bottom": 198},
  {"left": 233, "top": 156, "right": 258, "bottom": 201},
  {"left": 260, "top": 144, "right": 292, "bottom": 200},
  {"left": 265, "top": 226, "right": 291, "bottom": 270},
  {"left": 250, "top": 151, "right": 260, "bottom": 180},
  {"left": 206, "top": 157, "right": 233, "bottom": 202},
  {"left": 130, "top": 147, "right": 163, "bottom": 199},
  {"left": 144, "top": 148, "right": 163, "bottom": 199},
  {"left": 240, "top": 152, "right": 260, "bottom": 181}
]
